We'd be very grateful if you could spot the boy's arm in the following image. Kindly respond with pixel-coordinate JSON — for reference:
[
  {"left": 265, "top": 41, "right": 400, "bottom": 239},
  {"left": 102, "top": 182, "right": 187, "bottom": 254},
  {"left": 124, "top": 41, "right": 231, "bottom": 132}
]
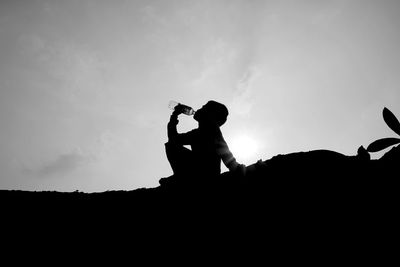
[
  {"left": 167, "top": 112, "right": 179, "bottom": 141},
  {"left": 167, "top": 111, "right": 194, "bottom": 145},
  {"left": 216, "top": 131, "right": 245, "bottom": 172}
]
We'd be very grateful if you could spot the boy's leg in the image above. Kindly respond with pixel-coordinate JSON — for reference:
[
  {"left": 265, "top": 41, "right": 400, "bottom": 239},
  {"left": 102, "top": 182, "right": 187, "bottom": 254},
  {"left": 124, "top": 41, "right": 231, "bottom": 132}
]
[{"left": 165, "top": 142, "right": 193, "bottom": 177}]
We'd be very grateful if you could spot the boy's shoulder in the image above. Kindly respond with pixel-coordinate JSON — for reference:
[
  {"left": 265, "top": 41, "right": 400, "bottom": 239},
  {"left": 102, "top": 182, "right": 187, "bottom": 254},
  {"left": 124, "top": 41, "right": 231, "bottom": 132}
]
[{"left": 198, "top": 125, "right": 223, "bottom": 137}]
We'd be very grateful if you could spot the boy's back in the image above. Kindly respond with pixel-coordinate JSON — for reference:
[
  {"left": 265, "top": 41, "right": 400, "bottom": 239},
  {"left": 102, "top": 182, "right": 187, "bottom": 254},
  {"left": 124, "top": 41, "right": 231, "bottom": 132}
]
[{"left": 177, "top": 126, "right": 235, "bottom": 177}]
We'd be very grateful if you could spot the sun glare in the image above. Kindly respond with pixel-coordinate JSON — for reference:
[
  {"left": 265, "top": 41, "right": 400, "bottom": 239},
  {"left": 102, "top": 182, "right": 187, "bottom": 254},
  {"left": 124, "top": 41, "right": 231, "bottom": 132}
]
[{"left": 229, "top": 135, "right": 258, "bottom": 163}]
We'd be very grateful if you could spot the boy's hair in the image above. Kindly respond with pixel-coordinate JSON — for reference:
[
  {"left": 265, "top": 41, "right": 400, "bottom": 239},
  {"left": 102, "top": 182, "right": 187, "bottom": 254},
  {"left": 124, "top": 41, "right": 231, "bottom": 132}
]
[{"left": 206, "top": 100, "right": 229, "bottom": 126}]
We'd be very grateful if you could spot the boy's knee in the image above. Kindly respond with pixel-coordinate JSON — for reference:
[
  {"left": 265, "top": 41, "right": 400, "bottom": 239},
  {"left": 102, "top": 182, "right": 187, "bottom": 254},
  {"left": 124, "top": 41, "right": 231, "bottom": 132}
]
[
  {"left": 165, "top": 141, "right": 179, "bottom": 149},
  {"left": 165, "top": 141, "right": 183, "bottom": 156},
  {"left": 165, "top": 141, "right": 192, "bottom": 158}
]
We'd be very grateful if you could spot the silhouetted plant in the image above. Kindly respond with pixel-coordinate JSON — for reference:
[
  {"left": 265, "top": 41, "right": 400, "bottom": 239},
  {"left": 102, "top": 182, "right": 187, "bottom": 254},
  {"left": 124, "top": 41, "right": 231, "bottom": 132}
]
[{"left": 367, "top": 107, "right": 400, "bottom": 152}]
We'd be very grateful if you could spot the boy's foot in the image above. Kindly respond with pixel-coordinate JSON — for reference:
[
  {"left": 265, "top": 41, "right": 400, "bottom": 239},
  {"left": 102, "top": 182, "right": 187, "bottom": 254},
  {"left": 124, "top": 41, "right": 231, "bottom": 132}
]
[{"left": 159, "top": 175, "right": 179, "bottom": 186}]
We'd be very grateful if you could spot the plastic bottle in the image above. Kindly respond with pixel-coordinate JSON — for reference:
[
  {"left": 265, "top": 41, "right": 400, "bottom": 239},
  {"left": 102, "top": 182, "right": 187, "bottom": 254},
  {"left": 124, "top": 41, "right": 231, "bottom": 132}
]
[{"left": 168, "top": 100, "right": 195, "bottom": 116}]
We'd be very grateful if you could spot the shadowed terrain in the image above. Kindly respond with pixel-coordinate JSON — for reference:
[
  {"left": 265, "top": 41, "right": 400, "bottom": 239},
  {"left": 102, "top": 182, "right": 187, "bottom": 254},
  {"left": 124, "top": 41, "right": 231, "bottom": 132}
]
[
  {"left": 2, "top": 146, "right": 398, "bottom": 221},
  {"left": 1, "top": 145, "right": 398, "bottom": 261}
]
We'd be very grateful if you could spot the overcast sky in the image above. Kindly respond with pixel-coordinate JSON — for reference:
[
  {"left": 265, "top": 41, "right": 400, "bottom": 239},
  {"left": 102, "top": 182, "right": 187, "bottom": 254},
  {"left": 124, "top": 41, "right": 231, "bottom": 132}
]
[{"left": 1, "top": 0, "right": 399, "bottom": 192}]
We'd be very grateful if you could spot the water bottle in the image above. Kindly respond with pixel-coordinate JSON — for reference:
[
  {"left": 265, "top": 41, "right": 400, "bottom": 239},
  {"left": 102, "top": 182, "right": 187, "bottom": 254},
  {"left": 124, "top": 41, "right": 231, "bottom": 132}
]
[{"left": 168, "top": 100, "right": 195, "bottom": 116}]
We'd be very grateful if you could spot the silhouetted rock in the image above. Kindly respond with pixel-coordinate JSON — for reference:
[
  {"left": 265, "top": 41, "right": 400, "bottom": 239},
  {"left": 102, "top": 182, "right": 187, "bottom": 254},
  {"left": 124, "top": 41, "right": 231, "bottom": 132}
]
[
  {"left": 2, "top": 147, "right": 398, "bottom": 259},
  {"left": 380, "top": 144, "right": 400, "bottom": 163},
  {"left": 2, "top": 147, "right": 398, "bottom": 216}
]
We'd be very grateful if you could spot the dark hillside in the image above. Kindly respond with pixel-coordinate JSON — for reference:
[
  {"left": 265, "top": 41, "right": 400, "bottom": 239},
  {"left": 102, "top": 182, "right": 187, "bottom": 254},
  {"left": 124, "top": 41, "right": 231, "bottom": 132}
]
[{"left": 1, "top": 146, "right": 398, "bottom": 261}]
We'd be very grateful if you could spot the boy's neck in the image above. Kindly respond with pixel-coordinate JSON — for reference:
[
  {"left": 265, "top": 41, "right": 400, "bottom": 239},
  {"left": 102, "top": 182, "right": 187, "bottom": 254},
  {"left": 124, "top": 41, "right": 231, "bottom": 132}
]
[{"left": 199, "top": 121, "right": 219, "bottom": 130}]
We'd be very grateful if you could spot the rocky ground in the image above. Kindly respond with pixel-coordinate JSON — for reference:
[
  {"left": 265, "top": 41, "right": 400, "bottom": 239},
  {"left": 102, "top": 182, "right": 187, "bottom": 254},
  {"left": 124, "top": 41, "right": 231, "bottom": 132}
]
[{"left": 1, "top": 146, "right": 398, "bottom": 261}]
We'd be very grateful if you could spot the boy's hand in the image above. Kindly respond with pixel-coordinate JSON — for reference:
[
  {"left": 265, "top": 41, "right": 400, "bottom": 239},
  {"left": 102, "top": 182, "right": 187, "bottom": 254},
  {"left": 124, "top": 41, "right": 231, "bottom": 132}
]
[
  {"left": 236, "top": 164, "right": 246, "bottom": 177},
  {"left": 169, "top": 104, "right": 184, "bottom": 126},
  {"left": 172, "top": 104, "right": 184, "bottom": 116},
  {"left": 231, "top": 163, "right": 246, "bottom": 177}
]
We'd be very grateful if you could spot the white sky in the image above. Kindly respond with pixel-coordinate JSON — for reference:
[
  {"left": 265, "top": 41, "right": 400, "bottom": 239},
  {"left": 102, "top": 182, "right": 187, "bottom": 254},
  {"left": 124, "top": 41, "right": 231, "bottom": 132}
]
[{"left": 1, "top": 0, "right": 399, "bottom": 192}]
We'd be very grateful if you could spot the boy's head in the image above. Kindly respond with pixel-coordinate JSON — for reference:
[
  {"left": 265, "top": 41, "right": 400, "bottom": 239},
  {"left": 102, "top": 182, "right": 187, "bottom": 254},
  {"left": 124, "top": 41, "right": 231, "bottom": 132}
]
[{"left": 194, "top": 100, "right": 229, "bottom": 127}]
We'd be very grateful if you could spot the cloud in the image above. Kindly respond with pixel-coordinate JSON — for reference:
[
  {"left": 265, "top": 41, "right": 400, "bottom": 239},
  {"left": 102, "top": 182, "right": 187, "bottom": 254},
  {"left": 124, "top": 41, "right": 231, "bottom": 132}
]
[
  {"left": 18, "top": 34, "right": 47, "bottom": 55},
  {"left": 17, "top": 33, "right": 108, "bottom": 105},
  {"left": 230, "top": 65, "right": 261, "bottom": 116},
  {"left": 23, "top": 148, "right": 95, "bottom": 178},
  {"left": 191, "top": 39, "right": 237, "bottom": 89}
]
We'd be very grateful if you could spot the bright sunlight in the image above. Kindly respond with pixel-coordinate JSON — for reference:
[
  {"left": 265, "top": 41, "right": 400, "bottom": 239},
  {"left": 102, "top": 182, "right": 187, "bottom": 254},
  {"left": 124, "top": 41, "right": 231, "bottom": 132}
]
[{"left": 229, "top": 135, "right": 258, "bottom": 164}]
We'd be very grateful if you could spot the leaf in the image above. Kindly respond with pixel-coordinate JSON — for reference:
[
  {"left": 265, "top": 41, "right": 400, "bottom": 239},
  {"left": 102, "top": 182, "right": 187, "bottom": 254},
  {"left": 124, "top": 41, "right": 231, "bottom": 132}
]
[
  {"left": 367, "top": 138, "right": 400, "bottom": 152},
  {"left": 383, "top": 107, "right": 400, "bottom": 136}
]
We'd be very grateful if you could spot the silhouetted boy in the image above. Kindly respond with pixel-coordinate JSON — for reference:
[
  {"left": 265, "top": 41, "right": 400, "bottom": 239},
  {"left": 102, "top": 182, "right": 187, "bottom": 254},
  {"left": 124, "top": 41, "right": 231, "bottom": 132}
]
[{"left": 161, "top": 100, "right": 244, "bottom": 185}]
